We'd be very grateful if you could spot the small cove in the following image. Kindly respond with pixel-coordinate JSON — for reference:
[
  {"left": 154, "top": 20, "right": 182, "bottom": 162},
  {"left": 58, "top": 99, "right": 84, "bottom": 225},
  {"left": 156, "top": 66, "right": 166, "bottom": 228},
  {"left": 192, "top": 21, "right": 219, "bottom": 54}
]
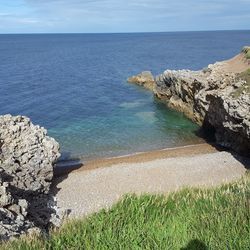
[{"left": 1, "top": 31, "right": 250, "bottom": 161}]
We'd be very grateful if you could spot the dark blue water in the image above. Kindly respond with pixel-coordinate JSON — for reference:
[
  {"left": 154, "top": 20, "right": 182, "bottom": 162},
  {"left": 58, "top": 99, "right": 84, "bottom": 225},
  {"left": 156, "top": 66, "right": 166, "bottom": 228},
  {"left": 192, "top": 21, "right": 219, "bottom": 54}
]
[{"left": 1, "top": 31, "right": 250, "bottom": 160}]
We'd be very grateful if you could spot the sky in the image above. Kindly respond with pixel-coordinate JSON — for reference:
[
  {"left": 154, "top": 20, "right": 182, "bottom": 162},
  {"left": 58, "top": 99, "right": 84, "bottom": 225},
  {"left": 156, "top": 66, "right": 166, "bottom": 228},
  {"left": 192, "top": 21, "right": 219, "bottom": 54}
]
[{"left": 0, "top": 0, "right": 249, "bottom": 33}]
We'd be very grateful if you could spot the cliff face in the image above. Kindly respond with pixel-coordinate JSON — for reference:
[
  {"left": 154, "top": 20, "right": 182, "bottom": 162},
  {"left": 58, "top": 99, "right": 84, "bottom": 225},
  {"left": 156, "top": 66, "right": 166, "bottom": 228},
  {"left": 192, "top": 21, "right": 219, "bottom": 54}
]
[
  {"left": 0, "top": 115, "right": 62, "bottom": 240},
  {"left": 128, "top": 52, "right": 250, "bottom": 156},
  {"left": 207, "top": 94, "right": 250, "bottom": 155}
]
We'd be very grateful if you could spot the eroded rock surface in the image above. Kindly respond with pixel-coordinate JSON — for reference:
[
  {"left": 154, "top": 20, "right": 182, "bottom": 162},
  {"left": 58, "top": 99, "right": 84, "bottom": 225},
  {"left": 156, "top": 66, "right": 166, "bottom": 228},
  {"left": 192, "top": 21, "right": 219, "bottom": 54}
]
[
  {"left": 0, "top": 115, "right": 62, "bottom": 240},
  {"left": 127, "top": 71, "right": 155, "bottom": 91},
  {"left": 207, "top": 94, "right": 250, "bottom": 155}
]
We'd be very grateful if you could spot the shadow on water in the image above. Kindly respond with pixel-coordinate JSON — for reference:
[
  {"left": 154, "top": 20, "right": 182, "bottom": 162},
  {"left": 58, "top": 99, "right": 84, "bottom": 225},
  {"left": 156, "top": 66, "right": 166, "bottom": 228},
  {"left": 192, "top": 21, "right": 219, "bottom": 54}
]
[{"left": 181, "top": 239, "right": 208, "bottom": 250}]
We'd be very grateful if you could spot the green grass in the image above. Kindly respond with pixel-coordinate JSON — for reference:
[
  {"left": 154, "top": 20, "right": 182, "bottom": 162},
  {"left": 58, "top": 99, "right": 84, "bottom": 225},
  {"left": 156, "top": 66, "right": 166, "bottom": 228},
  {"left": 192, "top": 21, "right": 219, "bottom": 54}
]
[
  {"left": 242, "top": 46, "right": 250, "bottom": 59},
  {"left": 231, "top": 68, "right": 250, "bottom": 98},
  {"left": 232, "top": 46, "right": 250, "bottom": 98},
  {"left": 2, "top": 174, "right": 250, "bottom": 250},
  {"left": 246, "top": 51, "right": 250, "bottom": 59}
]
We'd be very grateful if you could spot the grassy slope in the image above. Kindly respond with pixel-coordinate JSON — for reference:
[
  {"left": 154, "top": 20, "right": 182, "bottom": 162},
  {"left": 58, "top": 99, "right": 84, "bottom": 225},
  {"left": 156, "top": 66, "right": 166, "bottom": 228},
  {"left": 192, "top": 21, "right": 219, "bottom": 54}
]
[
  {"left": 2, "top": 173, "right": 250, "bottom": 250},
  {"left": 232, "top": 46, "right": 250, "bottom": 98},
  {"left": 231, "top": 68, "right": 250, "bottom": 98},
  {"left": 242, "top": 46, "right": 250, "bottom": 59}
]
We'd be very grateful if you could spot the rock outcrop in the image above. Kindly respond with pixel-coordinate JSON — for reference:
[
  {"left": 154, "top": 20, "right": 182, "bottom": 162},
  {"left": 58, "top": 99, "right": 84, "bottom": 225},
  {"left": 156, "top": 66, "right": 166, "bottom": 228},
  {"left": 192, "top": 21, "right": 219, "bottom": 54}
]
[
  {"left": 127, "top": 71, "right": 155, "bottom": 91},
  {"left": 207, "top": 94, "right": 250, "bottom": 155},
  {"left": 128, "top": 51, "right": 250, "bottom": 156},
  {"left": 0, "top": 115, "right": 62, "bottom": 240}
]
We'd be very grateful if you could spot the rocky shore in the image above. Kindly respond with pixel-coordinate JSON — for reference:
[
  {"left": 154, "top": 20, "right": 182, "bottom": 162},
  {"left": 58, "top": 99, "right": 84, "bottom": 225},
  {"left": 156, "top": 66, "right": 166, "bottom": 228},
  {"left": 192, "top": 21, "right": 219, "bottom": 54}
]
[
  {"left": 128, "top": 49, "right": 250, "bottom": 156},
  {"left": 1, "top": 47, "right": 249, "bottom": 241},
  {"left": 0, "top": 115, "right": 62, "bottom": 240}
]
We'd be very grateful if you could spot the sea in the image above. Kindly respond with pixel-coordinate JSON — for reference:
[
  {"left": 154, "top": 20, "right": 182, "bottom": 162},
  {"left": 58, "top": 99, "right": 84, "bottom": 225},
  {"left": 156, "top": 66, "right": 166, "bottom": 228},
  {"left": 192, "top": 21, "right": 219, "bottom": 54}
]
[{"left": 1, "top": 30, "right": 250, "bottom": 161}]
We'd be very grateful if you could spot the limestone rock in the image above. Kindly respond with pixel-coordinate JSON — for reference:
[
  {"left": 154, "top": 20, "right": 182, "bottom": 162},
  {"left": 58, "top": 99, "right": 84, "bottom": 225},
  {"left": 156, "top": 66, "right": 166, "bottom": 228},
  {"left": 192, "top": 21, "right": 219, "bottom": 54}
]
[
  {"left": 155, "top": 61, "right": 250, "bottom": 155},
  {"left": 127, "top": 71, "right": 155, "bottom": 91},
  {"left": 0, "top": 115, "right": 60, "bottom": 194},
  {"left": 207, "top": 94, "right": 250, "bottom": 155},
  {"left": 129, "top": 53, "right": 250, "bottom": 156},
  {"left": 0, "top": 115, "right": 63, "bottom": 240}
]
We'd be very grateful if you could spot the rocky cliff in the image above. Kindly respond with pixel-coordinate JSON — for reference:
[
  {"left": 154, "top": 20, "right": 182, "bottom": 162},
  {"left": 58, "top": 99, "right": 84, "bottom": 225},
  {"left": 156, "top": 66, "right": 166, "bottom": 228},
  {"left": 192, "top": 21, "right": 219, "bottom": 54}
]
[
  {"left": 0, "top": 115, "right": 62, "bottom": 240},
  {"left": 128, "top": 51, "right": 250, "bottom": 156}
]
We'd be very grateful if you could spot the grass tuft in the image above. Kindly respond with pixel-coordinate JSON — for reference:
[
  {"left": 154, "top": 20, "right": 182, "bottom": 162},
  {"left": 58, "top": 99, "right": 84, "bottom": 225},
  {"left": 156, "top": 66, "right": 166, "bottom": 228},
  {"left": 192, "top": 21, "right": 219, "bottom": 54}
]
[
  {"left": 242, "top": 46, "right": 250, "bottom": 59},
  {"left": 1, "top": 174, "right": 250, "bottom": 250}
]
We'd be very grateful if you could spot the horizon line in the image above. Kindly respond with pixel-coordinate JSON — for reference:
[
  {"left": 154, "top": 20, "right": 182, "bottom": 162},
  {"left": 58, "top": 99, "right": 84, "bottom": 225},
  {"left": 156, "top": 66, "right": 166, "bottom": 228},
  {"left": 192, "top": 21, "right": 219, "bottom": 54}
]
[{"left": 0, "top": 28, "right": 249, "bottom": 35}]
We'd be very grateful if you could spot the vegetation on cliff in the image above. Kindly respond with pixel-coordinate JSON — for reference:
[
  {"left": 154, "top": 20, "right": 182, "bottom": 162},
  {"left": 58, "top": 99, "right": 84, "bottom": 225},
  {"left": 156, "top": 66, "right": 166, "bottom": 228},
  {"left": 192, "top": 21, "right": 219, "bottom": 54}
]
[
  {"left": 242, "top": 46, "right": 250, "bottom": 59},
  {"left": 232, "top": 68, "right": 250, "bottom": 97},
  {"left": 2, "top": 173, "right": 250, "bottom": 250}
]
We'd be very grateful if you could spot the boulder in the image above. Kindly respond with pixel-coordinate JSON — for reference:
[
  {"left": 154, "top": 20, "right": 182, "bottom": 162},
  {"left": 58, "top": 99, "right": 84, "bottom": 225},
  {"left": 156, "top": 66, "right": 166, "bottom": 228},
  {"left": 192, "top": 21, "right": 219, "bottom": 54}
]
[
  {"left": 0, "top": 115, "right": 62, "bottom": 240},
  {"left": 0, "top": 115, "right": 60, "bottom": 194}
]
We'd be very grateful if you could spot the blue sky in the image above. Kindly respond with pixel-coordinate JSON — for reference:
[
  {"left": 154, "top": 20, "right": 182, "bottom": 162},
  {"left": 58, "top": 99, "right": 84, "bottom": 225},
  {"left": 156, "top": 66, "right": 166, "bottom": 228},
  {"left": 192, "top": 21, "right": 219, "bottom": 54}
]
[{"left": 0, "top": 0, "right": 249, "bottom": 33}]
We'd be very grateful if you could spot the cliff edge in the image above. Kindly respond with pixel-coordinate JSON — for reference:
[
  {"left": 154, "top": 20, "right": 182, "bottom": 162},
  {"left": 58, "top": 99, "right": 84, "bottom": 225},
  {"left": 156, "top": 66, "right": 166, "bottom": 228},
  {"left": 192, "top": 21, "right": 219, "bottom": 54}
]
[{"left": 128, "top": 48, "right": 250, "bottom": 156}]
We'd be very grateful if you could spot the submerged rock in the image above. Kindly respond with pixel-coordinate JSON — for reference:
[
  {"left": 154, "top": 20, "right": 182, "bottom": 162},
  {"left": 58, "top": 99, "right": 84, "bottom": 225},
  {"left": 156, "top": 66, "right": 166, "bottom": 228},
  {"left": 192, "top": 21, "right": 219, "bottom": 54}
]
[
  {"left": 127, "top": 71, "right": 155, "bottom": 91},
  {"left": 0, "top": 115, "right": 62, "bottom": 240}
]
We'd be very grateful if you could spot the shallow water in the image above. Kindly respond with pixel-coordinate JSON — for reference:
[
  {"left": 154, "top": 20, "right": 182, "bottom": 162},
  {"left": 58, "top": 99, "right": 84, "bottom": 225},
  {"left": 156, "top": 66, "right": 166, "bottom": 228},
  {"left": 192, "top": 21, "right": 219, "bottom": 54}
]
[{"left": 1, "top": 31, "right": 250, "bottom": 160}]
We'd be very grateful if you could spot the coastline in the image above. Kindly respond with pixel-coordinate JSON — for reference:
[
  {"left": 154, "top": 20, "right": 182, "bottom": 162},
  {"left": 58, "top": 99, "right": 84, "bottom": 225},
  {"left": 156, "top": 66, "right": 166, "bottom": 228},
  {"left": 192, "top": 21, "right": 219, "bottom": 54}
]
[
  {"left": 1, "top": 33, "right": 250, "bottom": 243},
  {"left": 53, "top": 49, "right": 250, "bottom": 220},
  {"left": 55, "top": 142, "right": 220, "bottom": 176},
  {"left": 54, "top": 148, "right": 248, "bottom": 218}
]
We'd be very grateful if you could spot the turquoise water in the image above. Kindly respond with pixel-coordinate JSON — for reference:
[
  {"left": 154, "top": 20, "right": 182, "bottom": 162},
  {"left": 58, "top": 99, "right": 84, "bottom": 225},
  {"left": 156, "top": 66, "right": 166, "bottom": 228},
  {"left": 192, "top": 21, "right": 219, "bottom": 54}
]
[
  {"left": 50, "top": 94, "right": 201, "bottom": 160},
  {"left": 1, "top": 31, "right": 250, "bottom": 160}
]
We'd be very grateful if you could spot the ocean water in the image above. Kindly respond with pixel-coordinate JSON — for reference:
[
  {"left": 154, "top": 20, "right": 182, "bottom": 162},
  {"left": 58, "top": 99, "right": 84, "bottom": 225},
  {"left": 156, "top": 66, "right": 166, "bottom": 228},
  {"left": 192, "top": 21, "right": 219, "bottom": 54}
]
[{"left": 1, "top": 31, "right": 250, "bottom": 161}]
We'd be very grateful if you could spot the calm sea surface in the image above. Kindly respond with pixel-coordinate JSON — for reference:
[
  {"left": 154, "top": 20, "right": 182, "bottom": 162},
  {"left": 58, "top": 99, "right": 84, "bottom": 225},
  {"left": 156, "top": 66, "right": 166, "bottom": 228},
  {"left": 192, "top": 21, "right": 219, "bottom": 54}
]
[{"left": 1, "top": 31, "right": 250, "bottom": 160}]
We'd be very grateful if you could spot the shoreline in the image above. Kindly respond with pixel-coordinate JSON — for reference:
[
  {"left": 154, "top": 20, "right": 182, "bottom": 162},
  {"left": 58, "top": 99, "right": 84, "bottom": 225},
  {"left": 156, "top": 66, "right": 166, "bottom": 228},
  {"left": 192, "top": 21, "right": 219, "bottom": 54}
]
[
  {"left": 55, "top": 142, "right": 221, "bottom": 176},
  {"left": 54, "top": 149, "right": 248, "bottom": 218}
]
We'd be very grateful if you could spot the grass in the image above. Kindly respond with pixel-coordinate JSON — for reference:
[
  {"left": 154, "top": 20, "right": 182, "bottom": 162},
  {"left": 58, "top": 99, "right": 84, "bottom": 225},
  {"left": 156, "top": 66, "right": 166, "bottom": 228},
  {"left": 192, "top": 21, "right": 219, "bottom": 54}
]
[
  {"left": 242, "top": 46, "right": 250, "bottom": 59},
  {"left": 231, "top": 68, "right": 250, "bottom": 98},
  {"left": 1, "top": 174, "right": 250, "bottom": 250}
]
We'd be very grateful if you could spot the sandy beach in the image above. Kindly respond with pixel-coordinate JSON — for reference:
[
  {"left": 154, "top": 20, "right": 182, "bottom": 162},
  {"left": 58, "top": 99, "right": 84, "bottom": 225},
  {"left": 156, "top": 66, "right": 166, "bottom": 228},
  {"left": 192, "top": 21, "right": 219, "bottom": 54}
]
[
  {"left": 55, "top": 143, "right": 219, "bottom": 175},
  {"left": 54, "top": 144, "right": 249, "bottom": 218}
]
